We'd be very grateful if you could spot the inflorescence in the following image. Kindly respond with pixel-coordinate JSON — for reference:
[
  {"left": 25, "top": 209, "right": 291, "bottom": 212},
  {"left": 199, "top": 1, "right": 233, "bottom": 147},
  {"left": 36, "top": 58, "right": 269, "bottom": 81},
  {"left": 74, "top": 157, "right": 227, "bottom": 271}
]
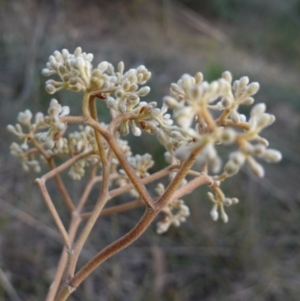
[{"left": 8, "top": 47, "right": 282, "bottom": 232}]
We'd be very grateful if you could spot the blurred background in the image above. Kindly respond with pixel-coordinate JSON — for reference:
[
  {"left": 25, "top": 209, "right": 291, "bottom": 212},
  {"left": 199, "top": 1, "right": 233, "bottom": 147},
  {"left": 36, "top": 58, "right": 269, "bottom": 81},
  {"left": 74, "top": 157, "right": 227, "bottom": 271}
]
[{"left": 0, "top": 0, "right": 300, "bottom": 300}]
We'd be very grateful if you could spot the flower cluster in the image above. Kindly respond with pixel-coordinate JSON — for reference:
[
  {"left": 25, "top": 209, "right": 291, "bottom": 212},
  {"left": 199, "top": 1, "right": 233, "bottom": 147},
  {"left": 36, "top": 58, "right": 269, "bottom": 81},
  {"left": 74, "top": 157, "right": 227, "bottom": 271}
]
[
  {"left": 117, "top": 153, "right": 154, "bottom": 197},
  {"left": 8, "top": 47, "right": 282, "bottom": 231},
  {"left": 155, "top": 183, "right": 190, "bottom": 234}
]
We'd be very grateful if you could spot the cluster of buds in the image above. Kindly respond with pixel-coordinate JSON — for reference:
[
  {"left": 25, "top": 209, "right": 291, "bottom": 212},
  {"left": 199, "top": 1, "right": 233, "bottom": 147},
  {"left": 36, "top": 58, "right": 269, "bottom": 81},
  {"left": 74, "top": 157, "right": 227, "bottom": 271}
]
[
  {"left": 117, "top": 153, "right": 154, "bottom": 197},
  {"left": 43, "top": 47, "right": 117, "bottom": 94},
  {"left": 155, "top": 183, "right": 190, "bottom": 234},
  {"left": 8, "top": 47, "right": 282, "bottom": 232}
]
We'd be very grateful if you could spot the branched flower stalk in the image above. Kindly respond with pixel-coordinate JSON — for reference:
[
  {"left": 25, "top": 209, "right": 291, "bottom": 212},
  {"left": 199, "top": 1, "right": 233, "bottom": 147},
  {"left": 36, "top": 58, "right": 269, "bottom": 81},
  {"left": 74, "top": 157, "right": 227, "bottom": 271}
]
[{"left": 7, "top": 47, "right": 282, "bottom": 301}]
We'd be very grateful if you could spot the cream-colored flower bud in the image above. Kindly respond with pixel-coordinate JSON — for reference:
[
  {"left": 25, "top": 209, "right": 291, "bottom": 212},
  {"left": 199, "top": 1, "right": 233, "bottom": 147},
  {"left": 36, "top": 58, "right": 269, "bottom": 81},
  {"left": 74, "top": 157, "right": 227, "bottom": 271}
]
[
  {"left": 246, "top": 82, "right": 260, "bottom": 96},
  {"left": 118, "top": 61, "right": 124, "bottom": 73},
  {"left": 130, "top": 121, "right": 142, "bottom": 136},
  {"left": 98, "top": 61, "right": 108, "bottom": 72},
  {"left": 181, "top": 74, "right": 193, "bottom": 91},
  {"left": 257, "top": 113, "right": 273, "bottom": 128},
  {"left": 56, "top": 137, "right": 64, "bottom": 150},
  {"left": 210, "top": 205, "right": 219, "bottom": 221},
  {"left": 45, "top": 84, "right": 56, "bottom": 94},
  {"left": 253, "top": 144, "right": 266, "bottom": 156},
  {"left": 119, "top": 121, "right": 129, "bottom": 136},
  {"left": 7, "top": 125, "right": 17, "bottom": 134},
  {"left": 74, "top": 47, "right": 82, "bottom": 56},
  {"left": 257, "top": 137, "right": 269, "bottom": 147},
  {"left": 75, "top": 57, "right": 85, "bottom": 69},
  {"left": 42, "top": 68, "right": 54, "bottom": 76},
  {"left": 240, "top": 97, "right": 254, "bottom": 106},
  {"left": 230, "top": 151, "right": 245, "bottom": 166},
  {"left": 118, "top": 102, "right": 127, "bottom": 114},
  {"left": 137, "top": 86, "right": 150, "bottom": 97},
  {"left": 231, "top": 198, "right": 239, "bottom": 204},
  {"left": 174, "top": 106, "right": 194, "bottom": 128},
  {"left": 195, "top": 72, "right": 203, "bottom": 84},
  {"left": 251, "top": 103, "right": 266, "bottom": 117},
  {"left": 207, "top": 81, "right": 219, "bottom": 95},
  {"left": 224, "top": 160, "right": 239, "bottom": 176},
  {"left": 221, "top": 97, "right": 232, "bottom": 109},
  {"left": 53, "top": 50, "right": 63, "bottom": 62},
  {"left": 233, "top": 80, "right": 239, "bottom": 93},
  {"left": 222, "top": 71, "right": 232, "bottom": 83},
  {"left": 150, "top": 108, "right": 161, "bottom": 118},
  {"left": 223, "top": 198, "right": 232, "bottom": 206},
  {"left": 221, "top": 210, "right": 229, "bottom": 223},
  {"left": 230, "top": 110, "right": 240, "bottom": 124},
  {"left": 62, "top": 49, "right": 69, "bottom": 60},
  {"left": 58, "top": 65, "right": 67, "bottom": 75},
  {"left": 239, "top": 76, "right": 249, "bottom": 88},
  {"left": 106, "top": 98, "right": 116, "bottom": 110},
  {"left": 248, "top": 157, "right": 265, "bottom": 177},
  {"left": 86, "top": 53, "right": 93, "bottom": 62},
  {"left": 163, "top": 96, "right": 181, "bottom": 109},
  {"left": 221, "top": 128, "right": 236, "bottom": 144},
  {"left": 262, "top": 149, "right": 282, "bottom": 163}
]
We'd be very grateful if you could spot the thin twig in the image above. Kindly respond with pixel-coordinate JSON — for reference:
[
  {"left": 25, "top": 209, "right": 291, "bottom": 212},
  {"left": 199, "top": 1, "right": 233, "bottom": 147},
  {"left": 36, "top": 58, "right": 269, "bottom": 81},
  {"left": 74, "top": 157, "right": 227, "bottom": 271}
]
[{"left": 35, "top": 178, "right": 71, "bottom": 249}]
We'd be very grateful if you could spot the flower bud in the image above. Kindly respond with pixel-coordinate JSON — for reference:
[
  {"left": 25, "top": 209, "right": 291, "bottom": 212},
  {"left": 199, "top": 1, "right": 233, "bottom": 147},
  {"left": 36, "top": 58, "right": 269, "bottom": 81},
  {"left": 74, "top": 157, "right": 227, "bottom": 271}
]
[
  {"left": 138, "top": 86, "right": 150, "bottom": 97},
  {"left": 224, "top": 160, "right": 239, "bottom": 176},
  {"left": 221, "top": 97, "right": 232, "bottom": 109},
  {"left": 262, "top": 149, "right": 282, "bottom": 163},
  {"left": 195, "top": 72, "right": 203, "bottom": 84},
  {"left": 246, "top": 82, "right": 260, "bottom": 96},
  {"left": 221, "top": 128, "right": 236, "bottom": 144},
  {"left": 45, "top": 84, "right": 56, "bottom": 94},
  {"left": 248, "top": 157, "right": 265, "bottom": 177},
  {"left": 222, "top": 71, "right": 232, "bottom": 83},
  {"left": 251, "top": 103, "right": 266, "bottom": 117},
  {"left": 98, "top": 61, "right": 108, "bottom": 72},
  {"left": 210, "top": 205, "right": 219, "bottom": 221}
]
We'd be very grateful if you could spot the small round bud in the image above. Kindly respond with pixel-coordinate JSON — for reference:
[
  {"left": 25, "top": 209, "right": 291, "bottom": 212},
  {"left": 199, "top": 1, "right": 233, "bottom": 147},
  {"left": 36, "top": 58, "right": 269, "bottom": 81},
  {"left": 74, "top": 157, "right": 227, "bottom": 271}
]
[
  {"left": 138, "top": 86, "right": 150, "bottom": 97},
  {"left": 98, "top": 61, "right": 108, "bottom": 72},
  {"left": 221, "top": 97, "right": 232, "bottom": 109},
  {"left": 251, "top": 103, "right": 266, "bottom": 117},
  {"left": 221, "top": 128, "right": 236, "bottom": 144},
  {"left": 210, "top": 206, "right": 219, "bottom": 221},
  {"left": 222, "top": 71, "right": 232, "bottom": 83},
  {"left": 224, "top": 160, "right": 239, "bottom": 176},
  {"left": 240, "top": 97, "right": 254, "bottom": 106},
  {"left": 239, "top": 76, "right": 249, "bottom": 88},
  {"left": 248, "top": 157, "right": 265, "bottom": 177},
  {"left": 262, "top": 149, "right": 282, "bottom": 163},
  {"left": 221, "top": 211, "right": 229, "bottom": 223},
  {"left": 246, "top": 82, "right": 260, "bottom": 96},
  {"left": 45, "top": 84, "right": 56, "bottom": 94},
  {"left": 195, "top": 72, "right": 203, "bottom": 84},
  {"left": 118, "top": 61, "right": 124, "bottom": 73}
]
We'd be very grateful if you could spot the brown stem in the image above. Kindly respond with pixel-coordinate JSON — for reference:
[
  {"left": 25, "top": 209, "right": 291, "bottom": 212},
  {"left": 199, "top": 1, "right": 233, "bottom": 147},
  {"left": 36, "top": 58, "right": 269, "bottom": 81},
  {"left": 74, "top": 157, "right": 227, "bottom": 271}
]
[
  {"left": 89, "top": 95, "right": 107, "bottom": 166},
  {"left": 60, "top": 116, "right": 85, "bottom": 124},
  {"left": 88, "top": 117, "right": 155, "bottom": 209},
  {"left": 76, "top": 163, "right": 98, "bottom": 212},
  {"left": 154, "top": 144, "right": 205, "bottom": 210},
  {"left": 45, "top": 214, "right": 81, "bottom": 301},
  {"left": 107, "top": 112, "right": 134, "bottom": 133},
  {"left": 69, "top": 208, "right": 157, "bottom": 290},
  {"left": 30, "top": 139, "right": 75, "bottom": 211},
  {"left": 108, "top": 164, "right": 179, "bottom": 199},
  {"left": 42, "top": 151, "right": 92, "bottom": 181},
  {"left": 35, "top": 178, "right": 70, "bottom": 249},
  {"left": 81, "top": 199, "right": 144, "bottom": 219},
  {"left": 48, "top": 158, "right": 75, "bottom": 212}
]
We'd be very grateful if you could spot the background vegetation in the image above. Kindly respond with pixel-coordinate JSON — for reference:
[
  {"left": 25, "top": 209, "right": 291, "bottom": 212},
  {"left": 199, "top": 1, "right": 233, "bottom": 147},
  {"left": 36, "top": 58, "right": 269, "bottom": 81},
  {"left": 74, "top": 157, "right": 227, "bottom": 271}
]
[{"left": 0, "top": 0, "right": 300, "bottom": 300}]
